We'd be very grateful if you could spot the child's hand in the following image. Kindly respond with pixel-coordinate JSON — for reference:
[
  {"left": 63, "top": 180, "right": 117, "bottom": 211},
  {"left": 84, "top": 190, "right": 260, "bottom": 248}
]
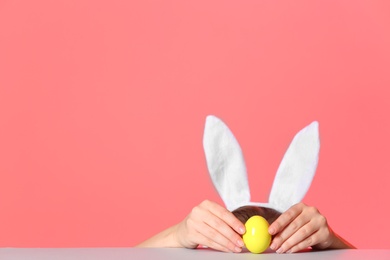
[
  {"left": 174, "top": 200, "right": 245, "bottom": 253},
  {"left": 268, "top": 202, "right": 336, "bottom": 253}
]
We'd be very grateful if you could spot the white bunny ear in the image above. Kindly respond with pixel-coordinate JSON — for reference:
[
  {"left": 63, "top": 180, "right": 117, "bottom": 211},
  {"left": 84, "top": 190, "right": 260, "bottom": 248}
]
[
  {"left": 203, "top": 115, "right": 251, "bottom": 211},
  {"left": 268, "top": 121, "right": 320, "bottom": 212}
]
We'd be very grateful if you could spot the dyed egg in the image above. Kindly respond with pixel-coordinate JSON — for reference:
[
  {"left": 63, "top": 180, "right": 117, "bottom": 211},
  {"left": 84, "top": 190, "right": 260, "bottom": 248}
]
[{"left": 243, "top": 215, "right": 271, "bottom": 254}]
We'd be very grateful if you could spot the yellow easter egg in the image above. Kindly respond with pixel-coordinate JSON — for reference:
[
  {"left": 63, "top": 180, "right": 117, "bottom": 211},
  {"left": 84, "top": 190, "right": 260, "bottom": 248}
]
[{"left": 243, "top": 215, "right": 271, "bottom": 254}]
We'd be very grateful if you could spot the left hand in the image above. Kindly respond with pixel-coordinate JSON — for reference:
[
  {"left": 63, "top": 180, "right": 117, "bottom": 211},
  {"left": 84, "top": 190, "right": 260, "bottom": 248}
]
[{"left": 268, "top": 202, "right": 335, "bottom": 253}]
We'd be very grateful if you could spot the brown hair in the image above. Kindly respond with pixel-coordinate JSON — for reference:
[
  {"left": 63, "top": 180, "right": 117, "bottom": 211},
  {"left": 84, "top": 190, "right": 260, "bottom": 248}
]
[{"left": 232, "top": 206, "right": 281, "bottom": 225}]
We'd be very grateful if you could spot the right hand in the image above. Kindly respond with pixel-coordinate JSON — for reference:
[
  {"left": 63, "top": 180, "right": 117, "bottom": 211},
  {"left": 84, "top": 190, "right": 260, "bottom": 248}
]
[{"left": 174, "top": 200, "right": 246, "bottom": 253}]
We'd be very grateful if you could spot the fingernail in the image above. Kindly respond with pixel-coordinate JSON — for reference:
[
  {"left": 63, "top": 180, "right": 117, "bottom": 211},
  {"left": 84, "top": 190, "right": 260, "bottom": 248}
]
[
  {"left": 286, "top": 250, "right": 292, "bottom": 254},
  {"left": 239, "top": 226, "right": 245, "bottom": 234},
  {"left": 270, "top": 242, "right": 276, "bottom": 250},
  {"left": 268, "top": 227, "right": 275, "bottom": 235},
  {"left": 234, "top": 247, "right": 242, "bottom": 253},
  {"left": 276, "top": 248, "right": 284, "bottom": 254},
  {"left": 237, "top": 239, "right": 244, "bottom": 247}
]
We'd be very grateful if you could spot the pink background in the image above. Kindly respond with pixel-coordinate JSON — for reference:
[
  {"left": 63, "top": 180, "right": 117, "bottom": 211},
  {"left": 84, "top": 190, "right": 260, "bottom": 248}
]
[{"left": 1, "top": 0, "right": 389, "bottom": 249}]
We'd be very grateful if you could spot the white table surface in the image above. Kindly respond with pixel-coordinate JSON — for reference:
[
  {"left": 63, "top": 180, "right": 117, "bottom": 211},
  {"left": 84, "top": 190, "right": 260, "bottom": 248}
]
[{"left": 1, "top": 248, "right": 390, "bottom": 260}]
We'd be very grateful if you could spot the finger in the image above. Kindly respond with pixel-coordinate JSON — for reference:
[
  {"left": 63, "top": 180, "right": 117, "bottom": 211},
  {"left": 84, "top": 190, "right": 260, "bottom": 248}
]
[
  {"left": 269, "top": 203, "right": 305, "bottom": 235},
  {"left": 194, "top": 221, "right": 242, "bottom": 253},
  {"left": 276, "top": 221, "right": 317, "bottom": 253},
  {"left": 270, "top": 211, "right": 311, "bottom": 250},
  {"left": 196, "top": 232, "right": 232, "bottom": 252},
  {"left": 202, "top": 200, "right": 246, "bottom": 235},
  {"left": 198, "top": 203, "right": 244, "bottom": 248},
  {"left": 285, "top": 229, "right": 326, "bottom": 253}
]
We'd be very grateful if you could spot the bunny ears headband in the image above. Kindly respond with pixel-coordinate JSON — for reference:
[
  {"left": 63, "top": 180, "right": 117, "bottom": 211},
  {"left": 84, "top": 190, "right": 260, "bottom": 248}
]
[{"left": 203, "top": 115, "right": 320, "bottom": 213}]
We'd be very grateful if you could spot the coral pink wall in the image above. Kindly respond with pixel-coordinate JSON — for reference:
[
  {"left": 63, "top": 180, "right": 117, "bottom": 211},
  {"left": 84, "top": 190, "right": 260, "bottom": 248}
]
[{"left": 1, "top": 0, "right": 389, "bottom": 249}]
